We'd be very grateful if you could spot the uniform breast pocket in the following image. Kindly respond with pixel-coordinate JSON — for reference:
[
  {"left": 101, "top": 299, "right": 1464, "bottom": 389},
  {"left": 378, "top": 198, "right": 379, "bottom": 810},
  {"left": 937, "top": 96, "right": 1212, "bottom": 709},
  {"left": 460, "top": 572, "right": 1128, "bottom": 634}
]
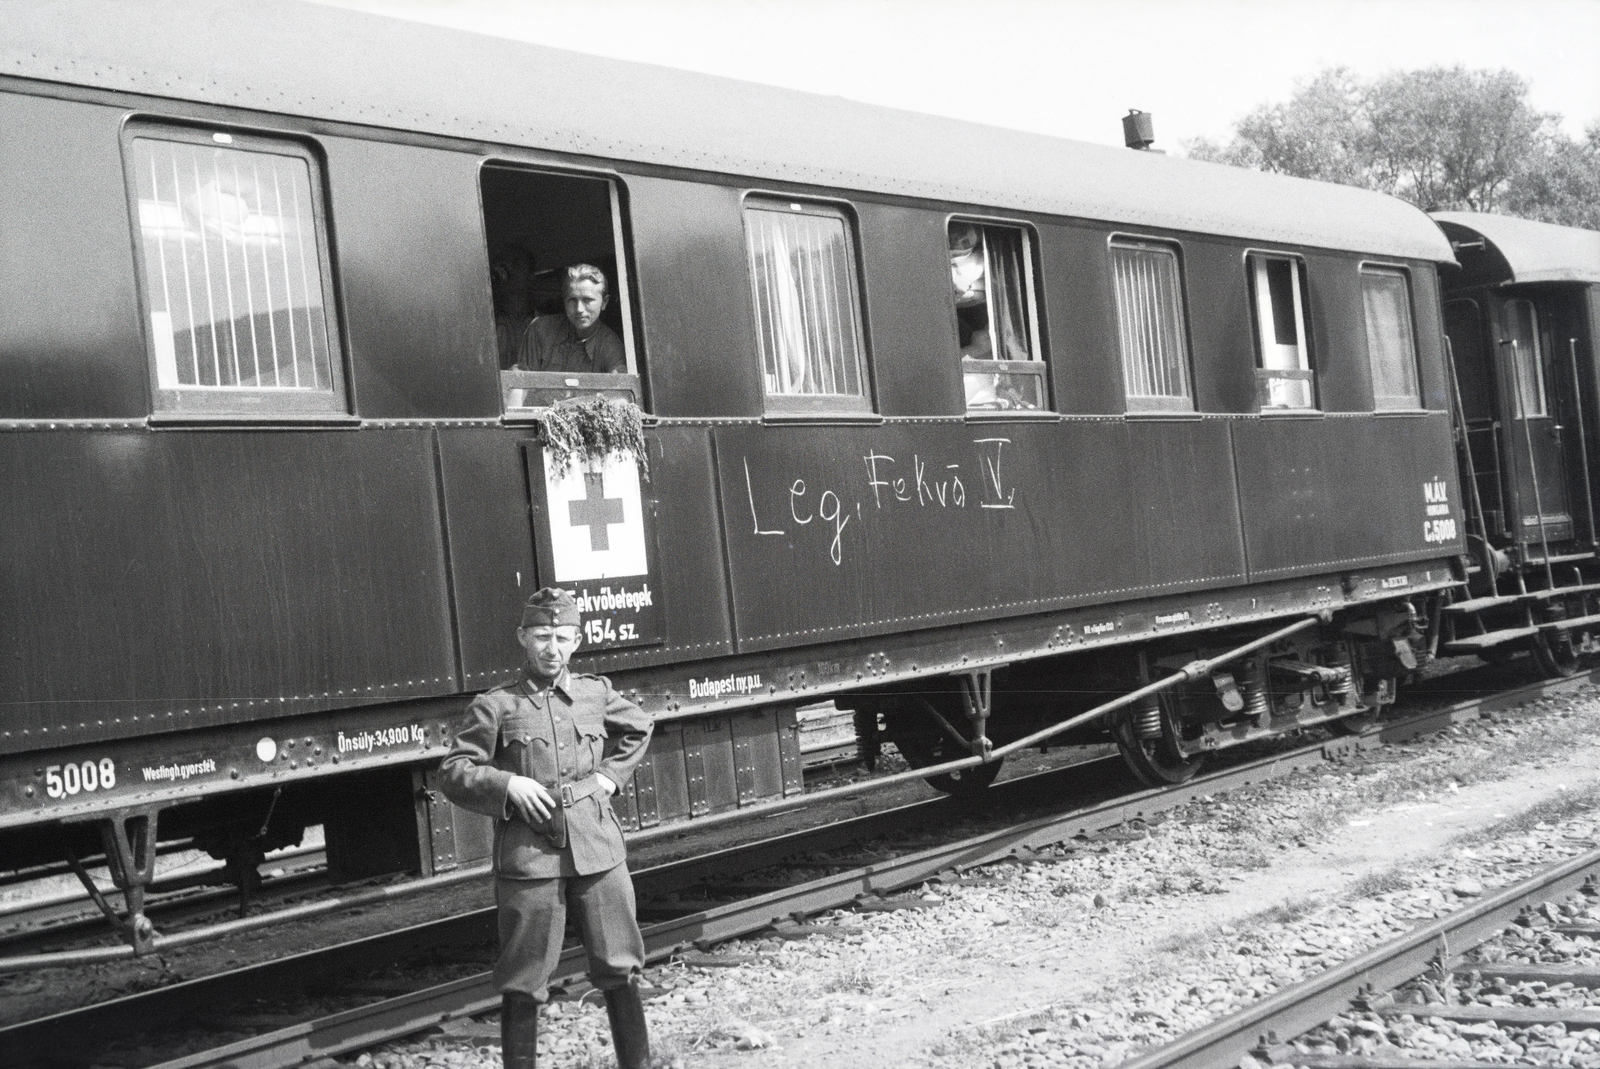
[
  {"left": 575, "top": 717, "right": 608, "bottom": 767},
  {"left": 496, "top": 729, "right": 534, "bottom": 776},
  {"left": 500, "top": 714, "right": 555, "bottom": 777}
]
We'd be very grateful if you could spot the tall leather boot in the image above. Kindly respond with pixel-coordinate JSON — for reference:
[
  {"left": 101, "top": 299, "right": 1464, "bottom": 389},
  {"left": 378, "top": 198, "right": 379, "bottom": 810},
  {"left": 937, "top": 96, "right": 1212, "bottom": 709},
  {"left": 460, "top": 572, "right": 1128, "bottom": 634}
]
[
  {"left": 603, "top": 983, "right": 651, "bottom": 1069},
  {"left": 501, "top": 992, "right": 539, "bottom": 1069}
]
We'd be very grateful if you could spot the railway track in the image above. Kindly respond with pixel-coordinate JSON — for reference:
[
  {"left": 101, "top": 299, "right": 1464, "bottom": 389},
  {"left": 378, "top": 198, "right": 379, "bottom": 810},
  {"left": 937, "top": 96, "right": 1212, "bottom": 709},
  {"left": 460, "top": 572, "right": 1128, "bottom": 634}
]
[
  {"left": 4, "top": 662, "right": 1596, "bottom": 1068},
  {"left": 0, "top": 847, "right": 328, "bottom": 949},
  {"left": 1119, "top": 845, "right": 1600, "bottom": 1069}
]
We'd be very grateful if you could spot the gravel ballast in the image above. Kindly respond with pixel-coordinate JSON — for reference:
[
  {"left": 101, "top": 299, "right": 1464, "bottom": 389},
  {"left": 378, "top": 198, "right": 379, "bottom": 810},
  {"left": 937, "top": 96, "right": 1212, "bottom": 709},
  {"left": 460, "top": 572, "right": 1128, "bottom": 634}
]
[{"left": 351, "top": 686, "right": 1600, "bottom": 1069}]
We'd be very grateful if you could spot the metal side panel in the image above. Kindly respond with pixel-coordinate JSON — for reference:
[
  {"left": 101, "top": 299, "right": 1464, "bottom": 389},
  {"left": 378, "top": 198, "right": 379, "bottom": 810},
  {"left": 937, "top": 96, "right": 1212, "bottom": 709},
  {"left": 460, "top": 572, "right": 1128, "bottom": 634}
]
[
  {"left": 730, "top": 708, "right": 785, "bottom": 807},
  {"left": 778, "top": 706, "right": 804, "bottom": 796},
  {"left": 713, "top": 418, "right": 1245, "bottom": 652},
  {"left": 435, "top": 427, "right": 540, "bottom": 693},
  {"left": 1232, "top": 412, "right": 1466, "bottom": 581},
  {"left": 683, "top": 715, "right": 737, "bottom": 817},
  {"left": 610, "top": 776, "right": 640, "bottom": 833},
  {"left": 645, "top": 721, "right": 689, "bottom": 825},
  {"left": 0, "top": 428, "right": 456, "bottom": 755},
  {"left": 420, "top": 766, "right": 492, "bottom": 874},
  {"left": 464, "top": 424, "right": 735, "bottom": 685},
  {"left": 628, "top": 747, "right": 658, "bottom": 830},
  {"left": 0, "top": 93, "right": 146, "bottom": 421}
]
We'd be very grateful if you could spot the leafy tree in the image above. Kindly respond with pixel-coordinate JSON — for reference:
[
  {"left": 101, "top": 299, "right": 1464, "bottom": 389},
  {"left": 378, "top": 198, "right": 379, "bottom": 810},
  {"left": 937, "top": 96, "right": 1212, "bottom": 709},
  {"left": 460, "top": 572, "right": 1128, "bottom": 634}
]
[
  {"left": 1187, "top": 66, "right": 1600, "bottom": 229},
  {"left": 1504, "top": 123, "right": 1600, "bottom": 228}
]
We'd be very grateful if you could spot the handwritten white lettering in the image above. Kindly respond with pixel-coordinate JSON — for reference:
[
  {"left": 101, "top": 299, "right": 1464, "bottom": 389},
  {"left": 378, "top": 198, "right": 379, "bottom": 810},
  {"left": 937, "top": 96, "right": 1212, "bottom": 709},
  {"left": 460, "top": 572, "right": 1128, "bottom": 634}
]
[
  {"left": 790, "top": 479, "right": 813, "bottom": 524},
  {"left": 975, "top": 438, "right": 1016, "bottom": 509}
]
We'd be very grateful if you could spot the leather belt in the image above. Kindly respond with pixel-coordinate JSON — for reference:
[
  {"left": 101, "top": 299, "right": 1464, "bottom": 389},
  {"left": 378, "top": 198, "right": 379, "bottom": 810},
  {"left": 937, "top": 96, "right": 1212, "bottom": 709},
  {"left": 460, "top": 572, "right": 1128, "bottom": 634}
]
[{"left": 558, "top": 774, "right": 605, "bottom": 808}]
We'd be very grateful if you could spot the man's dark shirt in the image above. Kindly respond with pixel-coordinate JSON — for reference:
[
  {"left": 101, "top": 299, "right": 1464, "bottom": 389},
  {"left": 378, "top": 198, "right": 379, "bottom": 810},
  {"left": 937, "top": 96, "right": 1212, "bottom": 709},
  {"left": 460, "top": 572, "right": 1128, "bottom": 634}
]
[{"left": 517, "top": 315, "right": 626, "bottom": 375}]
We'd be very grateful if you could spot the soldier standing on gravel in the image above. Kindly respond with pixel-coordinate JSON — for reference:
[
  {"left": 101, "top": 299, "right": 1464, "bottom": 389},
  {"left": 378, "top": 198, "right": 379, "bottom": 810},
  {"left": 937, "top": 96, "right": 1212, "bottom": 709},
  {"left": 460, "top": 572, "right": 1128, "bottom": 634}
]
[{"left": 439, "top": 587, "right": 654, "bottom": 1069}]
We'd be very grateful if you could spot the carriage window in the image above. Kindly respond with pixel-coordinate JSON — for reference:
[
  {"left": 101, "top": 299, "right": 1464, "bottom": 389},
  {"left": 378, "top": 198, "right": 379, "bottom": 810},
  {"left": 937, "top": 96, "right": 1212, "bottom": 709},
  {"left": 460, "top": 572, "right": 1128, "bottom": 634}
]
[
  {"left": 949, "top": 221, "right": 1046, "bottom": 412},
  {"left": 1109, "top": 238, "right": 1193, "bottom": 412},
  {"left": 1249, "top": 254, "right": 1314, "bottom": 410},
  {"left": 1504, "top": 299, "right": 1547, "bottom": 418},
  {"left": 128, "top": 131, "right": 344, "bottom": 416},
  {"left": 743, "top": 199, "right": 871, "bottom": 415},
  {"left": 1361, "top": 266, "right": 1422, "bottom": 411},
  {"left": 480, "top": 166, "right": 640, "bottom": 412}
]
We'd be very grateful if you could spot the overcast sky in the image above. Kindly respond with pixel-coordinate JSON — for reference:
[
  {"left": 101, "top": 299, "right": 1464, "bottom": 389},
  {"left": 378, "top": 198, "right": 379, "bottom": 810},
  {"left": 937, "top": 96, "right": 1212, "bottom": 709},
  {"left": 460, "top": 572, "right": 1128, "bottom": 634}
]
[{"left": 325, "top": 0, "right": 1600, "bottom": 150}]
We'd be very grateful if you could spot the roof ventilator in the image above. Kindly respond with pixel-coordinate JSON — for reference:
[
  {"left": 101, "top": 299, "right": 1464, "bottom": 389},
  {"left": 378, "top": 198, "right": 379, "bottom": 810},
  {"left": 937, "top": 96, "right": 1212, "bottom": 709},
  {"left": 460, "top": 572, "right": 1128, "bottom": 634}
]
[{"left": 1123, "top": 109, "right": 1155, "bottom": 150}]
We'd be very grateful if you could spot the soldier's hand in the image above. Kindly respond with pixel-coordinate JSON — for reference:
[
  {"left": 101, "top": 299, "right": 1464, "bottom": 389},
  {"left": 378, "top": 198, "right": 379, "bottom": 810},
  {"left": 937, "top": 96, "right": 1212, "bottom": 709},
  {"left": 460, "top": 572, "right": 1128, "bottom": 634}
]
[
  {"left": 506, "top": 775, "right": 555, "bottom": 824},
  {"left": 597, "top": 774, "right": 617, "bottom": 799}
]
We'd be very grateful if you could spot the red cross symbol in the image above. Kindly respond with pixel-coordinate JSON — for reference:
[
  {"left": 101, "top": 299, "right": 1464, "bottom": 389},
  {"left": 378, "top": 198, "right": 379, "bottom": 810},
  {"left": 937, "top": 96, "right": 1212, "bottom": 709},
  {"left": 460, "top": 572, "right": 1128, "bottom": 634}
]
[{"left": 568, "top": 472, "right": 625, "bottom": 552}]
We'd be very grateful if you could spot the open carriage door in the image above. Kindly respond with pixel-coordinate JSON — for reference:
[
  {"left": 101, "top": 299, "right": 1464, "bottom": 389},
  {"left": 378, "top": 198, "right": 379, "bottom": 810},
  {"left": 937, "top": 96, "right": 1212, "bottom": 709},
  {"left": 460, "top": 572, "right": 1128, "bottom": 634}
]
[
  {"left": 1445, "top": 299, "right": 1509, "bottom": 546},
  {"left": 1498, "top": 298, "right": 1575, "bottom": 557}
]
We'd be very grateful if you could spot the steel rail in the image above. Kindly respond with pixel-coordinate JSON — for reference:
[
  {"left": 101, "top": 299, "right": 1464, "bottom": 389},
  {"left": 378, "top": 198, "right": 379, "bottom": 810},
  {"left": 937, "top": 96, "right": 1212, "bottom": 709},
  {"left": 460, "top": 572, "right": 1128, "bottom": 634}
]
[
  {"left": 136, "top": 664, "right": 1600, "bottom": 1069},
  {"left": 0, "top": 847, "right": 327, "bottom": 941},
  {"left": 0, "top": 861, "right": 492, "bottom": 973},
  {"left": 1114, "top": 845, "right": 1600, "bottom": 1069},
  {"left": 0, "top": 749, "right": 1101, "bottom": 974},
  {"left": 14, "top": 661, "right": 1590, "bottom": 1068},
  {"left": 135, "top": 721, "right": 1394, "bottom": 1069},
  {"left": 0, "top": 758, "right": 1099, "bottom": 1062},
  {"left": 2, "top": 648, "right": 1591, "bottom": 978}
]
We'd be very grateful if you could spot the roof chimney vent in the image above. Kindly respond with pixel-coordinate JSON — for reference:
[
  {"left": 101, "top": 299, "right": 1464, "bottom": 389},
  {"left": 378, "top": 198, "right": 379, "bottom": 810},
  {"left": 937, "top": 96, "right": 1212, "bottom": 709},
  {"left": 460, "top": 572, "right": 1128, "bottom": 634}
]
[{"left": 1123, "top": 109, "right": 1155, "bottom": 150}]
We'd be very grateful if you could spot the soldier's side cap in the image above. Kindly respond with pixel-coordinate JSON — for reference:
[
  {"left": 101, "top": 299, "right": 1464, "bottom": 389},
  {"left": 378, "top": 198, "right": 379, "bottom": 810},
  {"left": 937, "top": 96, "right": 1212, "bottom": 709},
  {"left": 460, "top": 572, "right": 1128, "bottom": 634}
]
[{"left": 520, "top": 587, "right": 581, "bottom": 628}]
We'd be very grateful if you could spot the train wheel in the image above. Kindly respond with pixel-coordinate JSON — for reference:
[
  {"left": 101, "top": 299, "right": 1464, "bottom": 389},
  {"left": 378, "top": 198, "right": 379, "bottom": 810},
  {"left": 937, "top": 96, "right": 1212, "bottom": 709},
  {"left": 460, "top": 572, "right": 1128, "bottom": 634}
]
[
  {"left": 1109, "top": 698, "right": 1205, "bottom": 787},
  {"left": 1533, "top": 629, "right": 1580, "bottom": 678},
  {"left": 883, "top": 696, "right": 1002, "bottom": 799}
]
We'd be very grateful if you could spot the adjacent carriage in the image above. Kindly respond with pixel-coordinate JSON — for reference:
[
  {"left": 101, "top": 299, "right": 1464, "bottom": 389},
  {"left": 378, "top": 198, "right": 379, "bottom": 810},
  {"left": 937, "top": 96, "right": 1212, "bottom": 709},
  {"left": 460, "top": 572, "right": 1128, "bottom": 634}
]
[
  {"left": 1431, "top": 213, "right": 1600, "bottom": 676},
  {"left": 2, "top": 1, "right": 1472, "bottom": 950}
]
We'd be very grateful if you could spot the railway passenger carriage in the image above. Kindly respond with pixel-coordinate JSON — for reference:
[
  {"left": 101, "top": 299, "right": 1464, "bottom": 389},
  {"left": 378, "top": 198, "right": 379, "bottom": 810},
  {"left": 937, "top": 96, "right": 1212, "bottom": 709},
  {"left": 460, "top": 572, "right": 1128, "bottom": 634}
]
[
  {"left": 2, "top": 1, "right": 1468, "bottom": 949},
  {"left": 1431, "top": 213, "right": 1600, "bottom": 675}
]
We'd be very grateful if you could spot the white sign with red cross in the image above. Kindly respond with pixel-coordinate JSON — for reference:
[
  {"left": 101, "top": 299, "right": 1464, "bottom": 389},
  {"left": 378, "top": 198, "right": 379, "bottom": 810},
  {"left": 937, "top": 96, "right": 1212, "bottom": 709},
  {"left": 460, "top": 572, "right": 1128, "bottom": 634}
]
[{"left": 543, "top": 451, "right": 649, "bottom": 582}]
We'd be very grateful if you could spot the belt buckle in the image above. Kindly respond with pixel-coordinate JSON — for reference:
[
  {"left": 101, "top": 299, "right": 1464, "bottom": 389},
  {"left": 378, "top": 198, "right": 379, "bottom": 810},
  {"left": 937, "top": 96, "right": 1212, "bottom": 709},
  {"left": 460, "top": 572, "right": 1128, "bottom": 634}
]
[{"left": 559, "top": 783, "right": 576, "bottom": 808}]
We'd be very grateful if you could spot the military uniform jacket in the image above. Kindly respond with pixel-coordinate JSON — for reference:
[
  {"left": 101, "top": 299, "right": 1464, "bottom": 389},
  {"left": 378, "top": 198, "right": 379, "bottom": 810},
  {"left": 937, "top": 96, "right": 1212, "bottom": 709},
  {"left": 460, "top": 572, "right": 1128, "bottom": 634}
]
[{"left": 438, "top": 667, "right": 652, "bottom": 878}]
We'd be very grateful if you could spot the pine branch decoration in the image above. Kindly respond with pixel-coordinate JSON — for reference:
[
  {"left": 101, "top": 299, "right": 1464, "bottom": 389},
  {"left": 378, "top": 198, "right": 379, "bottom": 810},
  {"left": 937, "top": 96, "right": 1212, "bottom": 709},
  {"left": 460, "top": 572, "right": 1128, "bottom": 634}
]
[{"left": 540, "top": 396, "right": 649, "bottom": 479}]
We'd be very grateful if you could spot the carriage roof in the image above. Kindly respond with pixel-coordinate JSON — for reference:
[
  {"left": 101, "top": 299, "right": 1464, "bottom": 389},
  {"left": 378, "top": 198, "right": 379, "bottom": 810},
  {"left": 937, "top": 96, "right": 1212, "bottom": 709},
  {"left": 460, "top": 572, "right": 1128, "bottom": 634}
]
[
  {"left": 5, "top": 0, "right": 1454, "bottom": 263},
  {"left": 1432, "top": 212, "right": 1600, "bottom": 285}
]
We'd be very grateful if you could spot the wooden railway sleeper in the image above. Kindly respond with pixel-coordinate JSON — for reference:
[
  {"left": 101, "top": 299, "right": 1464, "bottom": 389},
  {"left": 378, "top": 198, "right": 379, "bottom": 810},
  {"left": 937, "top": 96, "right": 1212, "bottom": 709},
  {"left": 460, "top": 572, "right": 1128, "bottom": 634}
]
[{"left": 63, "top": 804, "right": 162, "bottom": 955}]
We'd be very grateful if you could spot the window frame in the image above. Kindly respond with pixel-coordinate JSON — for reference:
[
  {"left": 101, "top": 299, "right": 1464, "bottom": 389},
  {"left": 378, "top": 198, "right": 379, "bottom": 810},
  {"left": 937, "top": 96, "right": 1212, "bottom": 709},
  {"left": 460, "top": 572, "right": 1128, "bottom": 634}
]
[
  {"left": 1358, "top": 262, "right": 1425, "bottom": 413},
  {"left": 1245, "top": 250, "right": 1316, "bottom": 412},
  {"left": 483, "top": 162, "right": 644, "bottom": 414},
  {"left": 1502, "top": 297, "right": 1548, "bottom": 420},
  {"left": 121, "top": 122, "right": 349, "bottom": 421},
  {"left": 946, "top": 214, "right": 1051, "bottom": 415},
  {"left": 1107, "top": 234, "right": 1195, "bottom": 415},
  {"left": 741, "top": 194, "right": 873, "bottom": 418}
]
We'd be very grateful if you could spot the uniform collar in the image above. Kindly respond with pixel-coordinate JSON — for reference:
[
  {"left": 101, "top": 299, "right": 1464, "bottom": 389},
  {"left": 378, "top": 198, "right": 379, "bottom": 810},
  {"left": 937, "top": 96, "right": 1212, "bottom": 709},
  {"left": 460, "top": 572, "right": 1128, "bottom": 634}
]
[{"left": 522, "top": 666, "right": 574, "bottom": 701}]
